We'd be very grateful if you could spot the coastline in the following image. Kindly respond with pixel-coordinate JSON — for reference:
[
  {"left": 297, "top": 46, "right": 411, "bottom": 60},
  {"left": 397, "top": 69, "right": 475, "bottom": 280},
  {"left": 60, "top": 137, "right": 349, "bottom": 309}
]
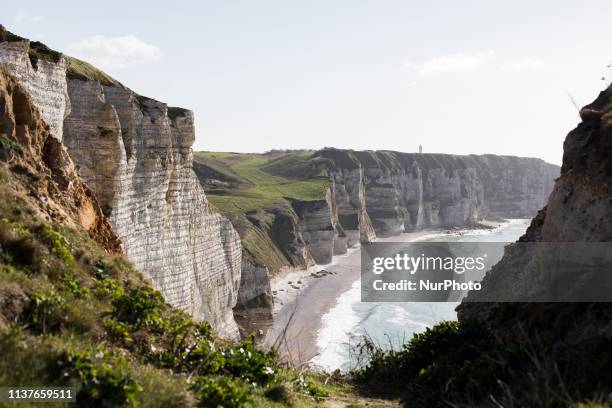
[
  {"left": 310, "top": 219, "right": 531, "bottom": 371},
  {"left": 263, "top": 229, "right": 441, "bottom": 365}
]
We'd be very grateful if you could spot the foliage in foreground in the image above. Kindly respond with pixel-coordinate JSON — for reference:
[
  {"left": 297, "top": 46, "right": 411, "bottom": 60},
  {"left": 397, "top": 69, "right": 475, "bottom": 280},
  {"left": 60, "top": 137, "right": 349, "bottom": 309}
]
[
  {"left": 0, "top": 170, "right": 349, "bottom": 407},
  {"left": 352, "top": 320, "right": 612, "bottom": 407}
]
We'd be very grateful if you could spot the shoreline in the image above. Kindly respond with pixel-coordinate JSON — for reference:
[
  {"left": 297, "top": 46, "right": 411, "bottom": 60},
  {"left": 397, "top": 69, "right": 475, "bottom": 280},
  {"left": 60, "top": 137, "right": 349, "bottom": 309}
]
[{"left": 263, "top": 229, "right": 443, "bottom": 365}]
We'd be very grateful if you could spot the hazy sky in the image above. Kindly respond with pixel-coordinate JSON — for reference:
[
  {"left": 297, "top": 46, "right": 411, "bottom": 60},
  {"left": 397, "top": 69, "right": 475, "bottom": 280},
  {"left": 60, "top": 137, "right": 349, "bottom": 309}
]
[{"left": 5, "top": 1, "right": 612, "bottom": 164}]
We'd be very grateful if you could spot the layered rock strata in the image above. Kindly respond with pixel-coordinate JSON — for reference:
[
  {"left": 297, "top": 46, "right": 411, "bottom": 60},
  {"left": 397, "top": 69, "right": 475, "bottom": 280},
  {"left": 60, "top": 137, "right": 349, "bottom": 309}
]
[
  {"left": 0, "top": 33, "right": 68, "bottom": 141},
  {"left": 271, "top": 148, "right": 558, "bottom": 277},
  {"left": 289, "top": 189, "right": 337, "bottom": 265},
  {"left": 197, "top": 149, "right": 559, "bottom": 325},
  {"left": 318, "top": 149, "right": 560, "bottom": 238},
  {"left": 0, "top": 66, "right": 120, "bottom": 252},
  {"left": 0, "top": 28, "right": 242, "bottom": 339}
]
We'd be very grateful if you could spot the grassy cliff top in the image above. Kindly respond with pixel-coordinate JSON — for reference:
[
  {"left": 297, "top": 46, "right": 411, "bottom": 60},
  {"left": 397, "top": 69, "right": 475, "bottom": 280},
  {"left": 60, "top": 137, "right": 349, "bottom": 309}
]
[
  {"left": 1, "top": 26, "right": 194, "bottom": 116},
  {"left": 1, "top": 25, "right": 62, "bottom": 69},
  {"left": 65, "top": 56, "right": 121, "bottom": 87},
  {"left": 193, "top": 151, "right": 330, "bottom": 274},
  {"left": 194, "top": 151, "right": 329, "bottom": 216}
]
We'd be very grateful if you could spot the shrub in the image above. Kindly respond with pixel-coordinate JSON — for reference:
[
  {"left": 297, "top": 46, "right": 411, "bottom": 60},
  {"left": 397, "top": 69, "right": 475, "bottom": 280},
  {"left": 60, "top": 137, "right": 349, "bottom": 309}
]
[
  {"left": 191, "top": 376, "right": 250, "bottom": 408},
  {"left": 103, "top": 317, "right": 133, "bottom": 345},
  {"left": 29, "top": 289, "right": 67, "bottom": 333},
  {"left": 92, "top": 278, "right": 119, "bottom": 299},
  {"left": 64, "top": 300, "right": 103, "bottom": 338},
  {"left": 220, "top": 340, "right": 277, "bottom": 385},
  {"left": 133, "top": 365, "right": 195, "bottom": 408},
  {"left": 39, "top": 225, "right": 74, "bottom": 265},
  {"left": 64, "top": 351, "right": 142, "bottom": 407},
  {"left": 60, "top": 273, "right": 90, "bottom": 298},
  {"left": 110, "top": 285, "right": 164, "bottom": 330},
  {"left": 150, "top": 318, "right": 224, "bottom": 375},
  {"left": 352, "top": 320, "right": 518, "bottom": 407},
  {"left": 400, "top": 321, "right": 515, "bottom": 405},
  {"left": 150, "top": 321, "right": 276, "bottom": 387},
  {"left": 2, "top": 232, "right": 38, "bottom": 266},
  {"left": 180, "top": 330, "right": 224, "bottom": 374}
]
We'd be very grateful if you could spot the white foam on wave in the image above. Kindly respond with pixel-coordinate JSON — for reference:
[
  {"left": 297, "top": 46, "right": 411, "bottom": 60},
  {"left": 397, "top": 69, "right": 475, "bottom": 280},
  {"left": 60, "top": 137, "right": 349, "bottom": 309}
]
[
  {"left": 311, "top": 284, "right": 458, "bottom": 371},
  {"left": 310, "top": 219, "right": 532, "bottom": 372},
  {"left": 310, "top": 279, "right": 361, "bottom": 371}
]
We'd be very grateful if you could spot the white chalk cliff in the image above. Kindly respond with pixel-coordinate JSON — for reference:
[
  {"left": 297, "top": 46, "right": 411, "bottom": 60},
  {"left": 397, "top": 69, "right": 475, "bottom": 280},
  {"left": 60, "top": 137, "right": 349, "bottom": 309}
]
[{"left": 0, "top": 28, "right": 242, "bottom": 339}]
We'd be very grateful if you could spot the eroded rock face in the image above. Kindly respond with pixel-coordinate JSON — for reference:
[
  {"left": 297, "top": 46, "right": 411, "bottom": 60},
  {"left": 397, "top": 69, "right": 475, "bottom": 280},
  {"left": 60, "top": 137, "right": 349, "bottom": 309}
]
[
  {"left": 450, "top": 88, "right": 612, "bottom": 402},
  {"left": 0, "top": 31, "right": 243, "bottom": 339},
  {"left": 0, "top": 39, "right": 68, "bottom": 141},
  {"left": 289, "top": 188, "right": 337, "bottom": 264},
  {"left": 318, "top": 149, "right": 559, "bottom": 237},
  {"left": 459, "top": 85, "right": 612, "bottom": 322},
  {"left": 0, "top": 66, "right": 120, "bottom": 253},
  {"left": 234, "top": 258, "right": 273, "bottom": 337},
  {"left": 329, "top": 166, "right": 377, "bottom": 245},
  {"left": 62, "top": 79, "right": 242, "bottom": 338}
]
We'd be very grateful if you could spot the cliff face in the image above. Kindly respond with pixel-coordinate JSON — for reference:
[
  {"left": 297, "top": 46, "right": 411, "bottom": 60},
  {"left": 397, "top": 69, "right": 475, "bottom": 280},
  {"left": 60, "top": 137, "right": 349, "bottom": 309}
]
[
  {"left": 329, "top": 166, "right": 376, "bottom": 245},
  {"left": 449, "top": 86, "right": 612, "bottom": 405},
  {"left": 317, "top": 149, "right": 560, "bottom": 238},
  {"left": 289, "top": 188, "right": 337, "bottom": 264},
  {"left": 459, "top": 84, "right": 612, "bottom": 321},
  {"left": 196, "top": 149, "right": 559, "bottom": 331},
  {"left": 0, "top": 28, "right": 242, "bottom": 339},
  {"left": 268, "top": 149, "right": 558, "bottom": 271},
  {"left": 0, "top": 65, "right": 120, "bottom": 252},
  {"left": 62, "top": 80, "right": 242, "bottom": 337},
  {"left": 0, "top": 35, "right": 68, "bottom": 141}
]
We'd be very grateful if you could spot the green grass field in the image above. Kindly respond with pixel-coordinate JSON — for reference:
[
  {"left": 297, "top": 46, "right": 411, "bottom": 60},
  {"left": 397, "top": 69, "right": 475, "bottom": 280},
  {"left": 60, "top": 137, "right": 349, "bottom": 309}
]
[
  {"left": 192, "top": 151, "right": 330, "bottom": 274},
  {"left": 194, "top": 151, "right": 329, "bottom": 215}
]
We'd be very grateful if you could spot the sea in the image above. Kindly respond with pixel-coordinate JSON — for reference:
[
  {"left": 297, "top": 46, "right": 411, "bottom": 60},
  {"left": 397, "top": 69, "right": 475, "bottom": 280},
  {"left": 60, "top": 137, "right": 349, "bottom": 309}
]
[{"left": 310, "top": 219, "right": 531, "bottom": 371}]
